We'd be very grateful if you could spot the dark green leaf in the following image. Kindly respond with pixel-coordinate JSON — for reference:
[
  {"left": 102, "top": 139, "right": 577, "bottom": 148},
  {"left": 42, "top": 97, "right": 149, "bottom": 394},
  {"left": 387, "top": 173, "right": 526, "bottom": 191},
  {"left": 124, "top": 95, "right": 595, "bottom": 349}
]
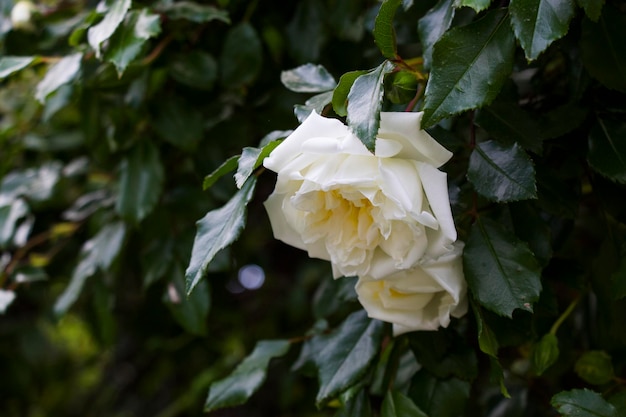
[
  {"left": 315, "top": 310, "right": 384, "bottom": 406},
  {"left": 220, "top": 23, "right": 262, "bottom": 88},
  {"left": 510, "top": 202, "right": 553, "bottom": 266},
  {"left": 577, "top": 0, "right": 604, "bottom": 21},
  {"left": 54, "top": 222, "right": 126, "bottom": 315},
  {"left": 611, "top": 256, "right": 626, "bottom": 300},
  {"left": 152, "top": 99, "right": 203, "bottom": 150},
  {"left": 35, "top": 53, "right": 82, "bottom": 103},
  {"left": 457, "top": 0, "right": 492, "bottom": 12},
  {"left": 510, "top": 0, "right": 576, "bottom": 61},
  {"left": 409, "top": 370, "right": 471, "bottom": 417},
  {"left": 142, "top": 239, "right": 174, "bottom": 288},
  {"left": 422, "top": 9, "right": 515, "bottom": 127},
  {"left": 87, "top": 0, "right": 131, "bottom": 57},
  {"left": 205, "top": 340, "right": 291, "bottom": 411},
  {"left": 409, "top": 330, "right": 478, "bottom": 380},
  {"left": 161, "top": 1, "right": 230, "bottom": 23},
  {"left": 382, "top": 390, "right": 428, "bottom": 417},
  {"left": 417, "top": 0, "right": 455, "bottom": 69},
  {"left": 551, "top": 389, "right": 618, "bottom": 417},
  {"left": 463, "top": 216, "right": 542, "bottom": 317},
  {"left": 286, "top": 0, "right": 327, "bottom": 63},
  {"left": 581, "top": 6, "right": 626, "bottom": 92},
  {"left": 280, "top": 63, "right": 337, "bottom": 93},
  {"left": 170, "top": 51, "right": 218, "bottom": 90},
  {"left": 587, "top": 118, "right": 626, "bottom": 184},
  {"left": 104, "top": 9, "right": 161, "bottom": 76},
  {"left": 472, "top": 303, "right": 499, "bottom": 358},
  {"left": 468, "top": 140, "right": 537, "bottom": 202},
  {"left": 164, "top": 263, "right": 210, "bottom": 337},
  {"left": 0, "top": 56, "right": 35, "bottom": 79},
  {"left": 115, "top": 141, "right": 164, "bottom": 225},
  {"left": 575, "top": 351, "right": 614, "bottom": 385},
  {"left": 0, "top": 161, "right": 62, "bottom": 202},
  {"left": 539, "top": 103, "right": 588, "bottom": 140},
  {"left": 332, "top": 70, "right": 367, "bottom": 117},
  {"left": 489, "top": 357, "right": 511, "bottom": 398},
  {"left": 531, "top": 333, "right": 559, "bottom": 375},
  {"left": 203, "top": 155, "right": 240, "bottom": 191},
  {"left": 384, "top": 70, "right": 418, "bottom": 104},
  {"left": 475, "top": 101, "right": 543, "bottom": 154},
  {"left": 608, "top": 391, "right": 626, "bottom": 413},
  {"left": 347, "top": 61, "right": 394, "bottom": 152},
  {"left": 234, "top": 140, "right": 282, "bottom": 189},
  {"left": 0, "top": 199, "right": 29, "bottom": 247},
  {"left": 185, "top": 178, "right": 257, "bottom": 294},
  {"left": 334, "top": 389, "right": 372, "bottom": 417},
  {"left": 374, "top": 0, "right": 402, "bottom": 59}
]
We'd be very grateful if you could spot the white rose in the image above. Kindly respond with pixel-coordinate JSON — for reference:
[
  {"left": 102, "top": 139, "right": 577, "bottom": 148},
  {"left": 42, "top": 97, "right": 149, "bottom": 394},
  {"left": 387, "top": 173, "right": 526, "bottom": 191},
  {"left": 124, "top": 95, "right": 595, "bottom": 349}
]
[
  {"left": 263, "top": 111, "right": 458, "bottom": 280},
  {"left": 355, "top": 242, "right": 467, "bottom": 335},
  {"left": 11, "top": 1, "right": 37, "bottom": 31}
]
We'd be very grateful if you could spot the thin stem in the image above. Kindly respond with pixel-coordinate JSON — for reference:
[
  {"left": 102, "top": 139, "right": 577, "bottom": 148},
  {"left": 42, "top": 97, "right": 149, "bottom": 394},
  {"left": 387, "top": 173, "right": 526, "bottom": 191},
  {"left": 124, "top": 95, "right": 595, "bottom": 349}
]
[
  {"left": 404, "top": 82, "right": 425, "bottom": 112},
  {"left": 550, "top": 294, "right": 582, "bottom": 336}
]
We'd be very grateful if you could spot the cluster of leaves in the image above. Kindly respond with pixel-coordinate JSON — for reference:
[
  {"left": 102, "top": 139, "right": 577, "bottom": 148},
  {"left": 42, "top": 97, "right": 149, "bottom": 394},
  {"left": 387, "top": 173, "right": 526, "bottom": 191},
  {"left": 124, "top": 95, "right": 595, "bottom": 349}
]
[{"left": 1, "top": 0, "right": 626, "bottom": 416}]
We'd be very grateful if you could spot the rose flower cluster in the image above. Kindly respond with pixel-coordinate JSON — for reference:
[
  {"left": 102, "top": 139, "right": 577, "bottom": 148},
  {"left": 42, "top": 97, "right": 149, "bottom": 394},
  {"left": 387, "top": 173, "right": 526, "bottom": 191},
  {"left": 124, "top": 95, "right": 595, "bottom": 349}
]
[{"left": 263, "top": 111, "right": 466, "bottom": 335}]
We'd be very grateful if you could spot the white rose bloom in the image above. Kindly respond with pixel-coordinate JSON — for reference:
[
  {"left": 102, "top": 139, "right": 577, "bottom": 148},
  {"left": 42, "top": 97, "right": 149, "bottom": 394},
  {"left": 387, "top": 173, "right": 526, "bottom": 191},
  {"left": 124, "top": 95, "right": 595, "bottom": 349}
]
[
  {"left": 11, "top": 1, "right": 36, "bottom": 31},
  {"left": 355, "top": 241, "right": 467, "bottom": 335},
  {"left": 263, "top": 111, "right": 458, "bottom": 280}
]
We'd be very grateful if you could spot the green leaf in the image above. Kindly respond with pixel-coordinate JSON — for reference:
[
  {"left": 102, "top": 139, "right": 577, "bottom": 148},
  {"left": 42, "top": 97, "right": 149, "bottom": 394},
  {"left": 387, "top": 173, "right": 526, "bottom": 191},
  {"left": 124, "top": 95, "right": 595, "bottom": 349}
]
[
  {"left": 587, "top": 118, "right": 626, "bottom": 184},
  {"left": 35, "top": 53, "right": 82, "bottom": 103},
  {"left": 142, "top": 239, "right": 174, "bottom": 288},
  {"left": 409, "top": 371, "right": 471, "bottom": 417},
  {"left": 0, "top": 199, "right": 29, "bottom": 247},
  {"left": 510, "top": 0, "right": 576, "bottom": 61},
  {"left": 87, "top": 0, "right": 131, "bottom": 58},
  {"left": 170, "top": 51, "right": 218, "bottom": 90},
  {"left": 457, "top": 0, "right": 492, "bottom": 12},
  {"left": 468, "top": 140, "right": 537, "bottom": 202},
  {"left": 581, "top": 6, "right": 626, "bottom": 93},
  {"left": 409, "top": 330, "right": 478, "bottom": 380},
  {"left": 475, "top": 101, "right": 543, "bottom": 154},
  {"left": 54, "top": 222, "right": 126, "bottom": 316},
  {"left": 104, "top": 9, "right": 161, "bottom": 76},
  {"left": 382, "top": 390, "right": 428, "bottom": 417},
  {"left": 332, "top": 70, "right": 367, "bottom": 117},
  {"left": 374, "top": 0, "right": 402, "bottom": 59},
  {"left": 577, "top": 0, "right": 604, "bottom": 22},
  {"left": 611, "top": 255, "right": 626, "bottom": 300},
  {"left": 164, "top": 263, "right": 210, "bottom": 337},
  {"left": 293, "top": 91, "right": 334, "bottom": 122},
  {"left": 185, "top": 177, "right": 257, "bottom": 294},
  {"left": 0, "top": 290, "right": 16, "bottom": 314},
  {"left": 152, "top": 98, "right": 203, "bottom": 150},
  {"left": 335, "top": 389, "right": 372, "bottom": 417},
  {"left": 0, "top": 56, "right": 35, "bottom": 79},
  {"left": 472, "top": 303, "right": 499, "bottom": 358},
  {"left": 205, "top": 340, "right": 291, "bottom": 411},
  {"left": 489, "top": 357, "right": 511, "bottom": 398},
  {"left": 384, "top": 70, "right": 418, "bottom": 104},
  {"left": 115, "top": 141, "right": 164, "bottom": 225},
  {"left": 531, "top": 333, "right": 560, "bottom": 375},
  {"left": 608, "top": 391, "right": 626, "bottom": 414},
  {"left": 417, "top": 0, "right": 455, "bottom": 69},
  {"left": 463, "top": 216, "right": 542, "bottom": 317},
  {"left": 220, "top": 23, "right": 262, "bottom": 88},
  {"left": 575, "top": 351, "right": 615, "bottom": 385},
  {"left": 161, "top": 1, "right": 230, "bottom": 23},
  {"left": 347, "top": 61, "right": 394, "bottom": 152},
  {"left": 315, "top": 310, "right": 384, "bottom": 406},
  {"left": 280, "top": 63, "right": 337, "bottom": 93},
  {"left": 509, "top": 201, "right": 553, "bottom": 266},
  {"left": 234, "top": 141, "right": 282, "bottom": 189},
  {"left": 422, "top": 9, "right": 515, "bottom": 127},
  {"left": 551, "top": 389, "right": 618, "bottom": 417},
  {"left": 286, "top": 0, "right": 328, "bottom": 63},
  {"left": 203, "top": 155, "right": 240, "bottom": 191}
]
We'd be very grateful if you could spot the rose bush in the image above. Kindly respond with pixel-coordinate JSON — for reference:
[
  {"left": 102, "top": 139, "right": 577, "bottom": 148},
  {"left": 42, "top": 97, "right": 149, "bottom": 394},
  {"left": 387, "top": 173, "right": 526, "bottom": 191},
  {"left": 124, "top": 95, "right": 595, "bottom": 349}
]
[{"left": 263, "top": 110, "right": 466, "bottom": 330}]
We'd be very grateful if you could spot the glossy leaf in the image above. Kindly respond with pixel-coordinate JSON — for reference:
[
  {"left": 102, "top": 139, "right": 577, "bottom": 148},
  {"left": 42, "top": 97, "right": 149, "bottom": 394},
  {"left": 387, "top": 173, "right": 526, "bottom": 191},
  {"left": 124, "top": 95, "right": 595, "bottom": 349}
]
[
  {"left": 335, "top": 389, "right": 372, "bottom": 417},
  {"left": 0, "top": 290, "right": 16, "bottom": 314},
  {"left": 332, "top": 70, "right": 367, "bottom": 117},
  {"left": 409, "top": 330, "right": 478, "bottom": 380},
  {"left": 531, "top": 333, "right": 559, "bottom": 375},
  {"left": 220, "top": 23, "right": 262, "bottom": 88},
  {"left": 115, "top": 141, "right": 164, "bottom": 225},
  {"left": 0, "top": 161, "right": 62, "bottom": 203},
  {"left": 577, "top": 0, "right": 604, "bottom": 21},
  {"left": 475, "top": 101, "right": 543, "bottom": 154},
  {"left": 152, "top": 99, "right": 203, "bottom": 150},
  {"left": 468, "top": 140, "right": 537, "bottom": 202},
  {"left": 463, "top": 216, "right": 542, "bottom": 317},
  {"left": 286, "top": 0, "right": 327, "bottom": 63},
  {"left": 105, "top": 9, "right": 161, "bottom": 75},
  {"left": 0, "top": 199, "right": 28, "bottom": 247},
  {"left": 417, "top": 0, "right": 455, "bottom": 69},
  {"left": 234, "top": 141, "right": 281, "bottom": 189},
  {"left": 382, "top": 390, "right": 428, "bottom": 417},
  {"left": 0, "top": 56, "right": 35, "bottom": 79},
  {"left": 185, "top": 177, "right": 257, "bottom": 294},
  {"left": 551, "top": 389, "right": 618, "bottom": 417},
  {"left": 294, "top": 91, "right": 334, "bottom": 122},
  {"left": 457, "top": 0, "right": 492, "bottom": 12},
  {"left": 314, "top": 310, "right": 384, "bottom": 406},
  {"left": 280, "top": 63, "right": 337, "bottom": 93},
  {"left": 205, "top": 340, "right": 291, "bottom": 411},
  {"left": 373, "top": 0, "right": 402, "bottom": 59},
  {"left": 347, "top": 61, "right": 394, "bottom": 152},
  {"left": 54, "top": 222, "right": 126, "bottom": 316},
  {"left": 170, "top": 51, "right": 218, "bottom": 90},
  {"left": 587, "top": 118, "right": 626, "bottom": 184},
  {"left": 510, "top": 0, "right": 576, "bottom": 61},
  {"left": 161, "top": 1, "right": 230, "bottom": 23},
  {"left": 87, "top": 0, "right": 131, "bottom": 57},
  {"left": 164, "top": 263, "right": 210, "bottom": 337},
  {"left": 581, "top": 6, "right": 626, "bottom": 92},
  {"left": 472, "top": 303, "right": 499, "bottom": 358},
  {"left": 409, "top": 371, "right": 471, "bottom": 417},
  {"left": 203, "top": 155, "right": 239, "bottom": 191},
  {"left": 35, "top": 53, "right": 82, "bottom": 103},
  {"left": 575, "top": 351, "right": 614, "bottom": 385},
  {"left": 422, "top": 9, "right": 515, "bottom": 127}
]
